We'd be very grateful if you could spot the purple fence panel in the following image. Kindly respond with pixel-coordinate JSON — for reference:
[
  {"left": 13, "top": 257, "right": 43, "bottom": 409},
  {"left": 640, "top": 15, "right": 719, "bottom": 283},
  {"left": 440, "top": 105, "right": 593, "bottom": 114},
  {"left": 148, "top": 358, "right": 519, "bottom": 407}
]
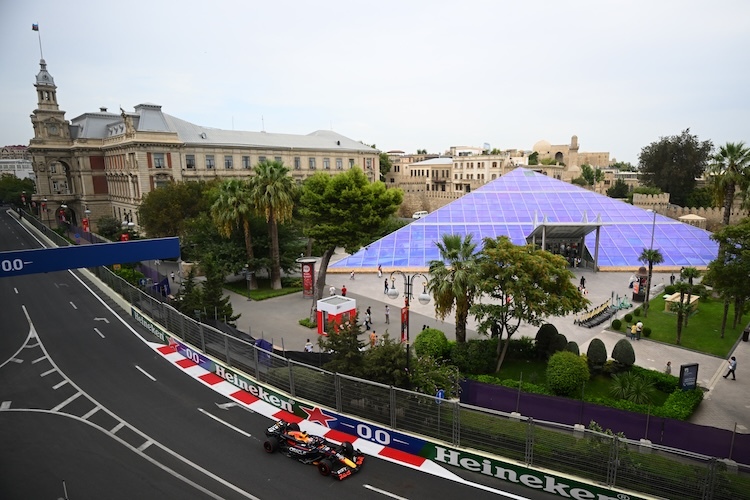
[
  {"left": 460, "top": 379, "right": 750, "bottom": 465},
  {"left": 519, "top": 392, "right": 582, "bottom": 424}
]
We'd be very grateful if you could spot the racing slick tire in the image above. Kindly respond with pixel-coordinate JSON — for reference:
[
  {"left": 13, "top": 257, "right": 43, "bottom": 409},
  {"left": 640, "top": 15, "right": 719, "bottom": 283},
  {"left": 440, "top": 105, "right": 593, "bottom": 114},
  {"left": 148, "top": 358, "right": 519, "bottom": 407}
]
[
  {"left": 342, "top": 441, "right": 354, "bottom": 459},
  {"left": 263, "top": 440, "right": 279, "bottom": 453},
  {"left": 288, "top": 423, "right": 300, "bottom": 432},
  {"left": 318, "top": 458, "right": 334, "bottom": 477}
]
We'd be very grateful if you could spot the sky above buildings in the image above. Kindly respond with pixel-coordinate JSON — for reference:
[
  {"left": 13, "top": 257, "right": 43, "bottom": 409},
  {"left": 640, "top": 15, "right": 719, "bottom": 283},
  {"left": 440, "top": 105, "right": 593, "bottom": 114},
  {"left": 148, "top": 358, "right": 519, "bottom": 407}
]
[{"left": 1, "top": 0, "right": 748, "bottom": 164}]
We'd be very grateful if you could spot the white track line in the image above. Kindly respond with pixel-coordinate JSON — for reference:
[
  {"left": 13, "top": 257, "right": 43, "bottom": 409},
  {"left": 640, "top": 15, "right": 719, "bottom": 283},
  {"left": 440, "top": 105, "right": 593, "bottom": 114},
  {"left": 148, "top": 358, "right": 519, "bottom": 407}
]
[{"left": 198, "top": 408, "right": 252, "bottom": 438}]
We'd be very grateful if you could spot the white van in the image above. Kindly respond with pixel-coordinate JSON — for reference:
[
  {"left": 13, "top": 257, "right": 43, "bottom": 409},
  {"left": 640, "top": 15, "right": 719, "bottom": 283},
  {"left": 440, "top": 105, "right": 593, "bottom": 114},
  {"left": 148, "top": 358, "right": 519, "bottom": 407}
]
[{"left": 412, "top": 210, "right": 429, "bottom": 219}]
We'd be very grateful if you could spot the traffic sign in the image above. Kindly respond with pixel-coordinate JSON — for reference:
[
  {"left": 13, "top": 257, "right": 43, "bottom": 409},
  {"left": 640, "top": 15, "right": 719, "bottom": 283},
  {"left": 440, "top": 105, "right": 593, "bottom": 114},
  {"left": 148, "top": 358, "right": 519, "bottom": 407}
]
[{"left": 435, "top": 389, "right": 445, "bottom": 404}]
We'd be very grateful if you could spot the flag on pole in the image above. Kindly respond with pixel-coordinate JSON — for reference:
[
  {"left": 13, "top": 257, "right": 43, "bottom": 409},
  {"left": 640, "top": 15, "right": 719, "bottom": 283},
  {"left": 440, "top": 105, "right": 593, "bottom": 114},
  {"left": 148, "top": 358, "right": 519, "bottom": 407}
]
[{"left": 32, "top": 23, "right": 39, "bottom": 31}]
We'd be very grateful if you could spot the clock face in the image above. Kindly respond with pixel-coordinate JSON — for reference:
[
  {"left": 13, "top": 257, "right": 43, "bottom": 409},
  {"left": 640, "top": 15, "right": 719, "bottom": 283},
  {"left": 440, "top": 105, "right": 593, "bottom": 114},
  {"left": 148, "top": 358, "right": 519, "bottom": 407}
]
[{"left": 48, "top": 124, "right": 58, "bottom": 134}]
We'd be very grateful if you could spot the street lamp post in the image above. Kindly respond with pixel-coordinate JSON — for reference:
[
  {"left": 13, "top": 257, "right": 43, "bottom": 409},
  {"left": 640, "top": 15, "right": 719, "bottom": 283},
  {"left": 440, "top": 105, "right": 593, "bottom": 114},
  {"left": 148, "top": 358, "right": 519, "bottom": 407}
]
[
  {"left": 644, "top": 208, "right": 658, "bottom": 317},
  {"left": 42, "top": 197, "right": 48, "bottom": 227},
  {"left": 387, "top": 271, "right": 431, "bottom": 384},
  {"left": 244, "top": 264, "right": 252, "bottom": 301},
  {"left": 84, "top": 207, "right": 92, "bottom": 242}
]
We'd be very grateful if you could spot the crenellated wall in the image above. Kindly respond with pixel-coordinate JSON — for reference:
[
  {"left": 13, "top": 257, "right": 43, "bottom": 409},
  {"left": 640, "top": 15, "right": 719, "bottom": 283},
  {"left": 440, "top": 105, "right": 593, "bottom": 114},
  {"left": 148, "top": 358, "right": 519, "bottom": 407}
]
[{"left": 633, "top": 193, "right": 749, "bottom": 231}]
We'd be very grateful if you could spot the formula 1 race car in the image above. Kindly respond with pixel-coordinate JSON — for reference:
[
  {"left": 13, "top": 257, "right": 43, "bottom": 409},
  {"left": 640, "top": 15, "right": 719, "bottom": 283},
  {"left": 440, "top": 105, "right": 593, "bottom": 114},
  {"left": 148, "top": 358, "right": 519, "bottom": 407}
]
[{"left": 263, "top": 420, "right": 365, "bottom": 480}]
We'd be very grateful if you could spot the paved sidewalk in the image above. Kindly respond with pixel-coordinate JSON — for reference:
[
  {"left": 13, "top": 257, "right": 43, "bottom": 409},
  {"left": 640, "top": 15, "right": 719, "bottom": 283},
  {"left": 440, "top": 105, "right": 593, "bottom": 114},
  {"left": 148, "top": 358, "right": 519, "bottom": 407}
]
[{"left": 201, "top": 255, "right": 749, "bottom": 435}]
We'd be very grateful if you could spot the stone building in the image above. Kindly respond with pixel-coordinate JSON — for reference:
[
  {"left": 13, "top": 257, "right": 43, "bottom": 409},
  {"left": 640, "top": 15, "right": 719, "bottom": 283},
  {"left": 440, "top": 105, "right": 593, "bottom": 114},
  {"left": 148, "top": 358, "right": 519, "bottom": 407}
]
[
  {"left": 532, "top": 135, "right": 610, "bottom": 182},
  {"left": 27, "top": 59, "right": 380, "bottom": 232},
  {"left": 0, "top": 145, "right": 34, "bottom": 181}
]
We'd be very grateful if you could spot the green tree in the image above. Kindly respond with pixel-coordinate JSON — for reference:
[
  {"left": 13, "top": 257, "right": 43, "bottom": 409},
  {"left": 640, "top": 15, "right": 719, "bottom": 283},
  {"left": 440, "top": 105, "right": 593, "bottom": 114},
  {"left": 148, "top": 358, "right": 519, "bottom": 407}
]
[
  {"left": 705, "top": 218, "right": 750, "bottom": 337},
  {"left": 684, "top": 186, "right": 715, "bottom": 208},
  {"left": 96, "top": 215, "right": 124, "bottom": 240},
  {"left": 708, "top": 141, "right": 750, "bottom": 227},
  {"left": 138, "top": 180, "right": 214, "bottom": 237},
  {"left": 408, "top": 355, "right": 460, "bottom": 398},
  {"left": 250, "top": 160, "right": 296, "bottom": 290},
  {"left": 610, "top": 161, "right": 635, "bottom": 171},
  {"left": 528, "top": 151, "right": 539, "bottom": 165},
  {"left": 470, "top": 237, "right": 590, "bottom": 372},
  {"left": 211, "top": 179, "right": 257, "bottom": 289},
  {"left": 416, "top": 149, "right": 428, "bottom": 155},
  {"left": 413, "top": 327, "right": 450, "bottom": 359},
  {"left": 378, "top": 152, "right": 392, "bottom": 179},
  {"left": 199, "top": 257, "right": 240, "bottom": 325},
  {"left": 639, "top": 248, "right": 664, "bottom": 317},
  {"left": 672, "top": 281, "right": 692, "bottom": 345},
  {"left": 320, "top": 319, "right": 366, "bottom": 377},
  {"left": 680, "top": 267, "right": 701, "bottom": 327},
  {"left": 298, "top": 168, "right": 402, "bottom": 303},
  {"left": 0, "top": 174, "right": 35, "bottom": 207},
  {"left": 427, "top": 234, "right": 479, "bottom": 343},
  {"left": 361, "top": 333, "right": 408, "bottom": 388},
  {"left": 606, "top": 178, "right": 630, "bottom": 198},
  {"left": 637, "top": 129, "right": 712, "bottom": 206}
]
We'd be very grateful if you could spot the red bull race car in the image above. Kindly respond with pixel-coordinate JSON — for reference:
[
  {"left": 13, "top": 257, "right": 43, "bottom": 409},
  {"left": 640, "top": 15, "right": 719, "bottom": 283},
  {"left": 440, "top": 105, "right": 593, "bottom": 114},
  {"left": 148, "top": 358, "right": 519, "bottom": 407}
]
[{"left": 263, "top": 420, "right": 365, "bottom": 480}]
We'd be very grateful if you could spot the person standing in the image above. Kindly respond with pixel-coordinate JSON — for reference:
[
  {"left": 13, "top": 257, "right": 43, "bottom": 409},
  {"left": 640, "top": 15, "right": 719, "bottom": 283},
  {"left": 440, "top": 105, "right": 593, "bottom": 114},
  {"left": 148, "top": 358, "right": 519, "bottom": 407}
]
[
  {"left": 341, "top": 285, "right": 347, "bottom": 296},
  {"left": 364, "top": 311, "right": 371, "bottom": 330},
  {"left": 378, "top": 264, "right": 382, "bottom": 278},
  {"left": 385, "top": 305, "right": 390, "bottom": 324},
  {"left": 630, "top": 323, "right": 637, "bottom": 340},
  {"left": 329, "top": 285, "right": 336, "bottom": 296},
  {"left": 350, "top": 271, "right": 355, "bottom": 280},
  {"left": 664, "top": 361, "right": 672, "bottom": 375},
  {"left": 636, "top": 321, "right": 643, "bottom": 340},
  {"left": 170, "top": 271, "right": 176, "bottom": 282},
  {"left": 370, "top": 330, "right": 377, "bottom": 348},
  {"left": 384, "top": 278, "right": 389, "bottom": 294},
  {"left": 723, "top": 356, "right": 737, "bottom": 380},
  {"left": 580, "top": 275, "right": 586, "bottom": 289},
  {"left": 304, "top": 339, "right": 314, "bottom": 352}
]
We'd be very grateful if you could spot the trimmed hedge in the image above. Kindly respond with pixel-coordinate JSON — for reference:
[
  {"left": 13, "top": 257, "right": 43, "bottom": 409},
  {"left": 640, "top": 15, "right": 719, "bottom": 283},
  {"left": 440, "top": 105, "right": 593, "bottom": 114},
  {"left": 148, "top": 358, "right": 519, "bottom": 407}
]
[
  {"left": 546, "top": 351, "right": 590, "bottom": 397},
  {"left": 414, "top": 327, "right": 449, "bottom": 359}
]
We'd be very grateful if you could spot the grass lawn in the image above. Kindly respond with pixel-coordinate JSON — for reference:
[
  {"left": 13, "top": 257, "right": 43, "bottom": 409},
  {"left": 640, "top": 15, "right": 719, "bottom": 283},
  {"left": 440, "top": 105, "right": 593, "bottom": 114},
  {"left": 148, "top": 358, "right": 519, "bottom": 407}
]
[
  {"left": 613, "top": 295, "right": 744, "bottom": 357},
  {"left": 494, "top": 358, "right": 671, "bottom": 403},
  {"left": 224, "top": 277, "right": 303, "bottom": 301}
]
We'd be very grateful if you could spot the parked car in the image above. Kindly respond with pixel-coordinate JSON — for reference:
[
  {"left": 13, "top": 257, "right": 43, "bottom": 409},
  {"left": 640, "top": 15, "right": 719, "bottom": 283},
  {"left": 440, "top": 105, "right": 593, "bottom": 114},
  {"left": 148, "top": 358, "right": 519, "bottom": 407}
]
[{"left": 412, "top": 210, "right": 428, "bottom": 219}]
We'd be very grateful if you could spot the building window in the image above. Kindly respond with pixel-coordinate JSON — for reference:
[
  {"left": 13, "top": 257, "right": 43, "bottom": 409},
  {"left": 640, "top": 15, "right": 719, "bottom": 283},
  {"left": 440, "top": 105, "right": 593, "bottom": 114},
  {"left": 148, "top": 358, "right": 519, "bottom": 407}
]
[
  {"left": 186, "top": 154, "right": 196, "bottom": 169},
  {"left": 224, "top": 155, "right": 233, "bottom": 169},
  {"left": 294, "top": 157, "right": 301, "bottom": 170},
  {"left": 492, "top": 161, "right": 497, "bottom": 168},
  {"left": 323, "top": 158, "right": 330, "bottom": 170},
  {"left": 308, "top": 158, "right": 316, "bottom": 170},
  {"left": 205, "top": 155, "right": 215, "bottom": 169},
  {"left": 348, "top": 158, "right": 355, "bottom": 168},
  {"left": 336, "top": 158, "right": 343, "bottom": 170},
  {"left": 242, "top": 156, "right": 251, "bottom": 169},
  {"left": 274, "top": 156, "right": 282, "bottom": 163},
  {"left": 50, "top": 164, "right": 57, "bottom": 174},
  {"left": 153, "top": 153, "right": 165, "bottom": 168},
  {"left": 365, "top": 158, "right": 372, "bottom": 170},
  {"left": 259, "top": 156, "right": 267, "bottom": 163}
]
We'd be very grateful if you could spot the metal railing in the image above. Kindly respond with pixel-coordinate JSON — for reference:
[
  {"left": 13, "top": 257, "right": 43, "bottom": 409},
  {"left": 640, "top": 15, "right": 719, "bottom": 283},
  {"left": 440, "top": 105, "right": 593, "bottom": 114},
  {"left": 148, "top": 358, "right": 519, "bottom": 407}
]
[{"left": 18, "top": 210, "right": 750, "bottom": 500}]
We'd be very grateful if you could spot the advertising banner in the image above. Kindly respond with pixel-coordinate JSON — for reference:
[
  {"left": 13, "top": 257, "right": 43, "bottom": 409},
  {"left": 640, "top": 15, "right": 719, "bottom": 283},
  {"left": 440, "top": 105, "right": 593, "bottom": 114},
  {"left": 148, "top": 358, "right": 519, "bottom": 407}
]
[
  {"left": 301, "top": 261, "right": 315, "bottom": 298},
  {"left": 400, "top": 306, "right": 409, "bottom": 342}
]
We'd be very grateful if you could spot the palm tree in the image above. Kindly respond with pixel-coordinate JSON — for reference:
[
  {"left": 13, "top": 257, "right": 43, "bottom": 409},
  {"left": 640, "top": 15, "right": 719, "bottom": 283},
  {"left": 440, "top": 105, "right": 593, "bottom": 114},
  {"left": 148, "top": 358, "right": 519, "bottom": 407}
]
[
  {"left": 211, "top": 179, "right": 257, "bottom": 289},
  {"left": 427, "top": 234, "right": 478, "bottom": 343},
  {"left": 249, "top": 160, "right": 296, "bottom": 290},
  {"left": 672, "top": 281, "right": 692, "bottom": 345},
  {"left": 639, "top": 248, "right": 664, "bottom": 318},
  {"left": 680, "top": 266, "right": 701, "bottom": 327},
  {"left": 709, "top": 142, "right": 750, "bottom": 226}
]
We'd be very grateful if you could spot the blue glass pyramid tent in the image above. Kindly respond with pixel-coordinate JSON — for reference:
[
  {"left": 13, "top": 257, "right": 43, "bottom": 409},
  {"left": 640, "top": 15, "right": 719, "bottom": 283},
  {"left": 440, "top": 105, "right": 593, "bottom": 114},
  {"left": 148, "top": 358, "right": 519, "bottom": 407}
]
[{"left": 331, "top": 168, "right": 718, "bottom": 271}]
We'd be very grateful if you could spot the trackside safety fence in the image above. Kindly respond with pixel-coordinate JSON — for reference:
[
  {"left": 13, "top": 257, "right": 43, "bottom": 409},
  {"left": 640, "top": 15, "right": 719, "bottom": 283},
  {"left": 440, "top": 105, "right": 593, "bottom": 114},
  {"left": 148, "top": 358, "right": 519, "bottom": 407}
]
[{"left": 19, "top": 212, "right": 750, "bottom": 500}]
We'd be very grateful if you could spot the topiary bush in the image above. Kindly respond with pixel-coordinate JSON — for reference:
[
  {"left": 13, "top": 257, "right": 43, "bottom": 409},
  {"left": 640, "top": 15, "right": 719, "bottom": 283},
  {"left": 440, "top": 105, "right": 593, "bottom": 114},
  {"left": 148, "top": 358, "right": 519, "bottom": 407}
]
[
  {"left": 611, "top": 319, "right": 622, "bottom": 330},
  {"left": 612, "top": 338, "right": 636, "bottom": 367},
  {"left": 565, "top": 341, "right": 580, "bottom": 355},
  {"left": 586, "top": 338, "right": 608, "bottom": 371},
  {"left": 549, "top": 333, "right": 568, "bottom": 357},
  {"left": 546, "top": 351, "right": 590, "bottom": 397},
  {"left": 634, "top": 308, "right": 642, "bottom": 316},
  {"left": 535, "top": 323, "right": 559, "bottom": 359},
  {"left": 664, "top": 285, "right": 676, "bottom": 295},
  {"left": 505, "top": 337, "right": 536, "bottom": 360},
  {"left": 624, "top": 313, "right": 633, "bottom": 323},
  {"left": 643, "top": 326, "right": 652, "bottom": 337},
  {"left": 414, "top": 327, "right": 449, "bottom": 359}
]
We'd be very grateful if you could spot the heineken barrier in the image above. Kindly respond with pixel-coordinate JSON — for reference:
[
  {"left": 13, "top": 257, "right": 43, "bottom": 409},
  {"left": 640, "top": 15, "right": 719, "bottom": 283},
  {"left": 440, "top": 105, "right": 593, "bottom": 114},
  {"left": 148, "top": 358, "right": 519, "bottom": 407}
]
[
  {"left": 430, "top": 445, "right": 642, "bottom": 500},
  {"left": 132, "top": 307, "right": 168, "bottom": 344}
]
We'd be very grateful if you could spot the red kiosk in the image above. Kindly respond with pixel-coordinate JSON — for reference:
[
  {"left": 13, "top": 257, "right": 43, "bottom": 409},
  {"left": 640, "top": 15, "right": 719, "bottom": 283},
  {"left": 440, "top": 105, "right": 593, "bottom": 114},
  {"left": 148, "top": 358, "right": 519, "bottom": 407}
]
[{"left": 316, "top": 295, "right": 357, "bottom": 335}]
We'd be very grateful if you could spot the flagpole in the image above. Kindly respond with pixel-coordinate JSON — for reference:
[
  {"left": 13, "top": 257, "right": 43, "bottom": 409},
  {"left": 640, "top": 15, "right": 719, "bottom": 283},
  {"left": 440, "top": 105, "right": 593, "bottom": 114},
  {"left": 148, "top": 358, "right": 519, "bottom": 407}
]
[{"left": 33, "top": 24, "right": 44, "bottom": 59}]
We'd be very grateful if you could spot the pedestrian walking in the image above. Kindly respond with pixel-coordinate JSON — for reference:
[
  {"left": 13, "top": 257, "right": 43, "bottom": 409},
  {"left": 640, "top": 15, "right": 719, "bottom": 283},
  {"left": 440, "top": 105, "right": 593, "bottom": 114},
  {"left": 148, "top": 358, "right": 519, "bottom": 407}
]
[
  {"left": 341, "top": 285, "right": 347, "bottom": 296},
  {"left": 304, "top": 339, "right": 314, "bottom": 352},
  {"left": 384, "top": 278, "right": 389, "bottom": 294},
  {"left": 385, "top": 305, "right": 390, "bottom": 324},
  {"left": 636, "top": 321, "right": 643, "bottom": 340},
  {"left": 364, "top": 311, "right": 371, "bottom": 330},
  {"left": 630, "top": 323, "right": 637, "bottom": 340},
  {"left": 378, "top": 264, "right": 383, "bottom": 278},
  {"left": 370, "top": 330, "right": 378, "bottom": 347},
  {"left": 670, "top": 274, "right": 675, "bottom": 285},
  {"left": 664, "top": 361, "right": 672, "bottom": 375},
  {"left": 723, "top": 356, "right": 737, "bottom": 380},
  {"left": 350, "top": 271, "right": 355, "bottom": 280},
  {"left": 329, "top": 285, "right": 336, "bottom": 296},
  {"left": 170, "top": 271, "right": 176, "bottom": 282},
  {"left": 579, "top": 276, "right": 586, "bottom": 289}
]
